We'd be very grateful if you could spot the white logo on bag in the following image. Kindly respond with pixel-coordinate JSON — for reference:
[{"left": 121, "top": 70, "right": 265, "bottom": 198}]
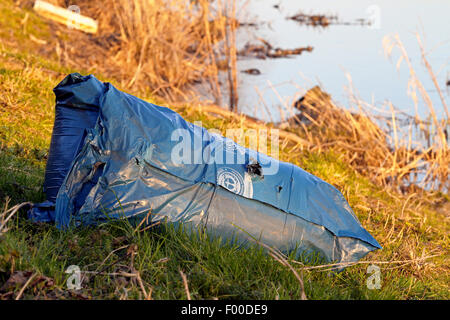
[{"left": 217, "top": 168, "right": 253, "bottom": 198}]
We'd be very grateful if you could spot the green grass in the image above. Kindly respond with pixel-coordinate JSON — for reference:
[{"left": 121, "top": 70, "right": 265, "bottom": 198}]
[
  {"left": 1, "top": 219, "right": 440, "bottom": 300},
  {"left": 0, "top": 0, "right": 449, "bottom": 300}
]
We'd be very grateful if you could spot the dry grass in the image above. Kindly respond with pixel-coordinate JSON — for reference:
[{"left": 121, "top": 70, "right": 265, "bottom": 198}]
[
  {"left": 47, "top": 0, "right": 238, "bottom": 106},
  {"left": 300, "top": 89, "right": 447, "bottom": 192},
  {"left": 0, "top": 200, "right": 31, "bottom": 236}
]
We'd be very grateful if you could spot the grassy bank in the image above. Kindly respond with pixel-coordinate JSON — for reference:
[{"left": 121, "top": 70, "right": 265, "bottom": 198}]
[{"left": 0, "top": 0, "right": 449, "bottom": 299}]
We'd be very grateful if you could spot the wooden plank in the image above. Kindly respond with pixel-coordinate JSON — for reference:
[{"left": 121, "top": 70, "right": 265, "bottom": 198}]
[{"left": 33, "top": 0, "right": 98, "bottom": 34}]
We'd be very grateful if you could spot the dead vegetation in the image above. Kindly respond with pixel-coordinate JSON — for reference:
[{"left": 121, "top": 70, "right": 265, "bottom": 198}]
[
  {"left": 16, "top": 0, "right": 239, "bottom": 108},
  {"left": 277, "top": 75, "right": 448, "bottom": 193},
  {"left": 288, "top": 12, "right": 371, "bottom": 28},
  {"left": 238, "top": 38, "right": 313, "bottom": 59},
  {"left": 288, "top": 12, "right": 337, "bottom": 27}
]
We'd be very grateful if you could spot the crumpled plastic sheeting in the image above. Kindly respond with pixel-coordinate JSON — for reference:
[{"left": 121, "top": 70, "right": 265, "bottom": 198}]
[
  {"left": 44, "top": 74, "right": 103, "bottom": 202},
  {"left": 35, "top": 73, "right": 381, "bottom": 264},
  {"left": 29, "top": 74, "right": 103, "bottom": 222}
]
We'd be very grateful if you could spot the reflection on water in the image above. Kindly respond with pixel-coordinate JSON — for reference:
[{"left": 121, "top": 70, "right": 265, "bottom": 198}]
[{"left": 235, "top": 0, "right": 450, "bottom": 123}]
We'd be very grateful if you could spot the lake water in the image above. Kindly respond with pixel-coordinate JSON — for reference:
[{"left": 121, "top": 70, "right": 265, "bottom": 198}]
[{"left": 233, "top": 0, "right": 449, "bottom": 123}]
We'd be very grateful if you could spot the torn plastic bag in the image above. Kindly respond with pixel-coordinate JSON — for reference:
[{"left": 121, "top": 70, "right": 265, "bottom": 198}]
[
  {"left": 43, "top": 74, "right": 103, "bottom": 202},
  {"left": 29, "top": 74, "right": 104, "bottom": 221},
  {"left": 50, "top": 74, "right": 381, "bottom": 263},
  {"left": 36, "top": 73, "right": 381, "bottom": 264}
]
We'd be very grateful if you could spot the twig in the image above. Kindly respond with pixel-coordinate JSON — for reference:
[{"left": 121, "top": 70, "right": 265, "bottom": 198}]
[
  {"left": 179, "top": 269, "right": 191, "bottom": 300},
  {"left": 15, "top": 272, "right": 37, "bottom": 300},
  {"left": 267, "top": 251, "right": 307, "bottom": 300},
  {"left": 95, "top": 245, "right": 130, "bottom": 273},
  {"left": 138, "top": 220, "right": 161, "bottom": 233},
  {"left": 416, "top": 33, "right": 449, "bottom": 120},
  {"left": 0, "top": 202, "right": 32, "bottom": 234},
  {"left": 135, "top": 271, "right": 152, "bottom": 300},
  {"left": 290, "top": 253, "right": 442, "bottom": 271},
  {"left": 230, "top": 223, "right": 307, "bottom": 300}
]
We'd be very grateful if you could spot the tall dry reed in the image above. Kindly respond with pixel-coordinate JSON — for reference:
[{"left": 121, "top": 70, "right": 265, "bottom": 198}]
[{"left": 55, "top": 0, "right": 238, "bottom": 106}]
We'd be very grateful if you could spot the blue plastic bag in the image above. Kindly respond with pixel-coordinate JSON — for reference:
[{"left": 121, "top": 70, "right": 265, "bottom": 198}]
[
  {"left": 32, "top": 73, "right": 381, "bottom": 264},
  {"left": 29, "top": 74, "right": 104, "bottom": 221}
]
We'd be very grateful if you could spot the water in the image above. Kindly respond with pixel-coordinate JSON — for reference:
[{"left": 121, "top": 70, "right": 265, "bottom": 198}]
[{"left": 234, "top": 0, "right": 450, "bottom": 123}]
